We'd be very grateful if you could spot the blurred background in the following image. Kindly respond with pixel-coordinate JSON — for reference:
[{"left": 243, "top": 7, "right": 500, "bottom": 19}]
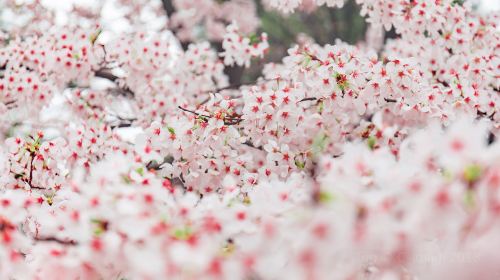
[
  {"left": 161, "top": 0, "right": 499, "bottom": 85},
  {"left": 222, "top": 0, "right": 370, "bottom": 84},
  {"left": 161, "top": 0, "right": 373, "bottom": 85}
]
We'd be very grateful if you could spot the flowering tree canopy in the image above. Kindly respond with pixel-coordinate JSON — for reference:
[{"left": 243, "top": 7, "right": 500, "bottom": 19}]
[{"left": 0, "top": 0, "right": 499, "bottom": 279}]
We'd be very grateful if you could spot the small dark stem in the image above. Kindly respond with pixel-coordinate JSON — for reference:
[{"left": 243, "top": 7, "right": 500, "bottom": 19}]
[
  {"left": 94, "top": 69, "right": 135, "bottom": 97},
  {"left": 34, "top": 236, "right": 78, "bottom": 246},
  {"left": 243, "top": 141, "right": 264, "bottom": 151},
  {"left": 28, "top": 153, "right": 34, "bottom": 187},
  {"left": 299, "top": 97, "right": 318, "bottom": 102},
  {"left": 178, "top": 106, "right": 211, "bottom": 118},
  {"left": 178, "top": 106, "right": 243, "bottom": 126},
  {"left": 95, "top": 69, "right": 118, "bottom": 82},
  {"left": 4, "top": 100, "right": 16, "bottom": 107}
]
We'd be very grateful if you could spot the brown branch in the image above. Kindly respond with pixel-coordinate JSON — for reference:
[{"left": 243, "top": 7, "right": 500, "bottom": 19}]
[
  {"left": 304, "top": 52, "right": 325, "bottom": 65},
  {"left": 27, "top": 184, "right": 45, "bottom": 190},
  {"left": 243, "top": 140, "right": 264, "bottom": 151},
  {"left": 296, "top": 95, "right": 397, "bottom": 104},
  {"left": 34, "top": 236, "right": 78, "bottom": 246},
  {"left": 299, "top": 97, "right": 318, "bottom": 102},
  {"left": 110, "top": 122, "right": 133, "bottom": 129},
  {"left": 4, "top": 100, "right": 16, "bottom": 106},
  {"left": 94, "top": 69, "right": 135, "bottom": 97},
  {"left": 95, "top": 69, "right": 118, "bottom": 82},
  {"left": 108, "top": 115, "right": 137, "bottom": 129},
  {"left": 162, "top": 0, "right": 176, "bottom": 17},
  {"left": 178, "top": 106, "right": 243, "bottom": 125},
  {"left": 28, "top": 153, "right": 34, "bottom": 187},
  {"left": 477, "top": 110, "right": 496, "bottom": 121},
  {"left": 488, "top": 131, "right": 496, "bottom": 145},
  {"left": 178, "top": 106, "right": 211, "bottom": 118}
]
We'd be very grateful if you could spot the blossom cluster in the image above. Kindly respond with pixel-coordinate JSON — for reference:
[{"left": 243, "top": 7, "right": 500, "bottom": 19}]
[
  {"left": 0, "top": 0, "right": 499, "bottom": 279},
  {"left": 168, "top": 0, "right": 260, "bottom": 42},
  {"left": 221, "top": 23, "right": 269, "bottom": 68},
  {"left": 2, "top": 118, "right": 500, "bottom": 279}
]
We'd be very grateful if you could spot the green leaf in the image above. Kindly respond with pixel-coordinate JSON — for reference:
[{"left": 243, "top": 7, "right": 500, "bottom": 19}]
[
  {"left": 317, "top": 100, "right": 324, "bottom": 114},
  {"left": 464, "top": 189, "right": 475, "bottom": 208},
  {"left": 334, "top": 72, "right": 349, "bottom": 91},
  {"left": 319, "top": 191, "right": 334, "bottom": 204},
  {"left": 167, "top": 126, "right": 175, "bottom": 135},
  {"left": 464, "top": 164, "right": 482, "bottom": 183},
  {"left": 248, "top": 33, "right": 260, "bottom": 45},
  {"left": 121, "top": 174, "right": 132, "bottom": 184},
  {"left": 45, "top": 194, "right": 54, "bottom": 206},
  {"left": 243, "top": 195, "right": 251, "bottom": 205},
  {"left": 91, "top": 219, "right": 107, "bottom": 236},
  {"left": 172, "top": 226, "right": 192, "bottom": 240},
  {"left": 136, "top": 167, "right": 144, "bottom": 176},
  {"left": 311, "top": 132, "right": 329, "bottom": 158},
  {"left": 67, "top": 81, "right": 78, "bottom": 88},
  {"left": 441, "top": 168, "right": 453, "bottom": 181},
  {"left": 197, "top": 116, "right": 209, "bottom": 122},
  {"left": 295, "top": 159, "right": 305, "bottom": 169},
  {"left": 222, "top": 240, "right": 236, "bottom": 256},
  {"left": 89, "top": 29, "right": 102, "bottom": 45},
  {"left": 367, "top": 136, "right": 376, "bottom": 150},
  {"left": 303, "top": 55, "right": 312, "bottom": 68}
]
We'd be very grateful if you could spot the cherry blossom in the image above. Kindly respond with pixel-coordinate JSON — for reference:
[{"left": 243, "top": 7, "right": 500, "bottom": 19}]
[
  {"left": 168, "top": 0, "right": 260, "bottom": 42},
  {"left": 0, "top": 0, "right": 499, "bottom": 279},
  {"left": 221, "top": 23, "right": 269, "bottom": 68}
]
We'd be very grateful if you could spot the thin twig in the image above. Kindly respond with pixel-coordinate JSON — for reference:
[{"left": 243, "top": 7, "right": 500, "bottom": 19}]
[
  {"left": 94, "top": 69, "right": 135, "bottom": 97},
  {"left": 178, "top": 106, "right": 243, "bottom": 125},
  {"left": 299, "top": 97, "right": 318, "bottom": 102},
  {"left": 34, "top": 236, "right": 78, "bottom": 246},
  {"left": 243, "top": 141, "right": 264, "bottom": 151},
  {"left": 95, "top": 69, "right": 118, "bottom": 82},
  {"left": 28, "top": 153, "right": 35, "bottom": 187},
  {"left": 178, "top": 106, "right": 211, "bottom": 118}
]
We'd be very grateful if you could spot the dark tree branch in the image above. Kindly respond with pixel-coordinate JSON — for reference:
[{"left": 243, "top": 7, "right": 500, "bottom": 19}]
[
  {"left": 178, "top": 106, "right": 211, "bottom": 119},
  {"left": 299, "top": 97, "right": 318, "bottom": 102},
  {"left": 5, "top": 99, "right": 16, "bottom": 108},
  {"left": 28, "top": 153, "right": 34, "bottom": 187},
  {"left": 94, "top": 69, "right": 135, "bottom": 97},
  {"left": 161, "top": 0, "right": 176, "bottom": 18},
  {"left": 477, "top": 110, "right": 496, "bottom": 121},
  {"left": 34, "top": 236, "right": 78, "bottom": 246},
  {"left": 95, "top": 69, "right": 118, "bottom": 82},
  {"left": 108, "top": 114, "right": 137, "bottom": 129},
  {"left": 110, "top": 122, "right": 133, "bottom": 129},
  {"left": 243, "top": 140, "right": 264, "bottom": 151},
  {"left": 178, "top": 106, "right": 243, "bottom": 125}
]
